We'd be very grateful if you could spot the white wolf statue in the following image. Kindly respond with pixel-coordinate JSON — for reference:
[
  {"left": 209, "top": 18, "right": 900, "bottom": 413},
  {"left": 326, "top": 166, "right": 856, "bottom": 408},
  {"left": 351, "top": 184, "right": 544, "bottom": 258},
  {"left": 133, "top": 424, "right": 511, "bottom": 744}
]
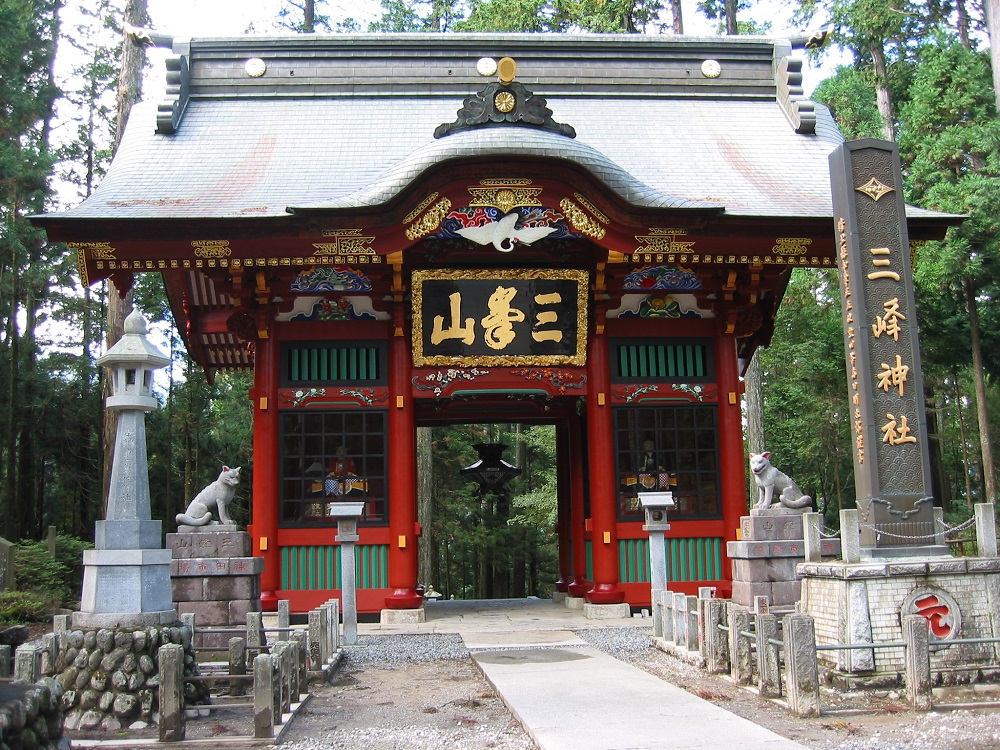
[
  {"left": 749, "top": 452, "right": 813, "bottom": 510},
  {"left": 176, "top": 466, "right": 240, "bottom": 527}
]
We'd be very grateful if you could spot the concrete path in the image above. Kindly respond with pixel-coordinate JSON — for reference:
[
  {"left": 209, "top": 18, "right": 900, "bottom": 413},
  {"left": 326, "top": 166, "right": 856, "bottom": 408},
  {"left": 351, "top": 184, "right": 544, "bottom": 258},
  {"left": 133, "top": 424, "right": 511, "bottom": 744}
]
[
  {"left": 468, "top": 632, "right": 810, "bottom": 750},
  {"left": 357, "top": 599, "right": 809, "bottom": 749}
]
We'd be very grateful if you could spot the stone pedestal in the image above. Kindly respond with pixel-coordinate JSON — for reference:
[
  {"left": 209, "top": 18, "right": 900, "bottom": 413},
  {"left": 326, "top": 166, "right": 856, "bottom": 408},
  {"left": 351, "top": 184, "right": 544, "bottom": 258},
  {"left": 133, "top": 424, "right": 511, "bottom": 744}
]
[
  {"left": 168, "top": 529, "right": 263, "bottom": 648},
  {"left": 727, "top": 507, "right": 841, "bottom": 608},
  {"left": 799, "top": 556, "right": 1000, "bottom": 686}
]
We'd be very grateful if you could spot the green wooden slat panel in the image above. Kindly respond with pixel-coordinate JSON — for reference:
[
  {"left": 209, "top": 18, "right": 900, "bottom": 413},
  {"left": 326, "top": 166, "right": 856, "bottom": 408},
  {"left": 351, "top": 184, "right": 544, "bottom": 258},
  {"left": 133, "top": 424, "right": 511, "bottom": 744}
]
[
  {"left": 656, "top": 346, "right": 666, "bottom": 377},
  {"left": 585, "top": 540, "right": 593, "bottom": 580},
  {"left": 667, "top": 346, "right": 676, "bottom": 377},
  {"left": 685, "top": 345, "right": 695, "bottom": 376},
  {"left": 320, "top": 350, "right": 328, "bottom": 381}
]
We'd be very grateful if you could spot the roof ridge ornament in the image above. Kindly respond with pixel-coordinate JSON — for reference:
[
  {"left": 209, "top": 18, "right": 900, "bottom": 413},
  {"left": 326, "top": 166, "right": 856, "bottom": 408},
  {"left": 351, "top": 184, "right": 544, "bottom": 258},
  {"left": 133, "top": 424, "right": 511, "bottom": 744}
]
[{"left": 434, "top": 56, "right": 576, "bottom": 140}]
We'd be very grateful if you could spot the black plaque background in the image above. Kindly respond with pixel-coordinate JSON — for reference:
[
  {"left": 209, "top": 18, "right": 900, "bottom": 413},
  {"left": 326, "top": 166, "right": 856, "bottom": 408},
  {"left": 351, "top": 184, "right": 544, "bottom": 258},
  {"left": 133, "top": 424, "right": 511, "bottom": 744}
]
[{"left": 419, "top": 278, "right": 580, "bottom": 359}]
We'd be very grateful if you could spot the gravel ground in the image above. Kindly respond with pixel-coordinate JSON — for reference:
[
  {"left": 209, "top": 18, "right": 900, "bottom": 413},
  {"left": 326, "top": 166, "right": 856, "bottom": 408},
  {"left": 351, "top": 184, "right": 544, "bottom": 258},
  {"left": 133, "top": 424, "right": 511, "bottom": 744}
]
[{"left": 67, "top": 628, "right": 997, "bottom": 750}]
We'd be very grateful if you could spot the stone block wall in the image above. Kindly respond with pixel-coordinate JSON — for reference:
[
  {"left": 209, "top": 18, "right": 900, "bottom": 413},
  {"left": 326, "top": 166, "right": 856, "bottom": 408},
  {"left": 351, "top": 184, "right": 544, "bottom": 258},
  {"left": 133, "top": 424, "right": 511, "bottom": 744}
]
[
  {"left": 800, "top": 557, "right": 1000, "bottom": 676},
  {"left": 167, "top": 530, "right": 263, "bottom": 649}
]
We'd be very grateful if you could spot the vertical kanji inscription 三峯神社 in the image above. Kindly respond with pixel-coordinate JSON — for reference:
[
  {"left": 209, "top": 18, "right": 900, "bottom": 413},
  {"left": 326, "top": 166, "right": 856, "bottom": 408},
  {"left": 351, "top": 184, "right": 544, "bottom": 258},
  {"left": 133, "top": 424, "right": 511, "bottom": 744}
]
[{"left": 830, "top": 140, "right": 936, "bottom": 550}]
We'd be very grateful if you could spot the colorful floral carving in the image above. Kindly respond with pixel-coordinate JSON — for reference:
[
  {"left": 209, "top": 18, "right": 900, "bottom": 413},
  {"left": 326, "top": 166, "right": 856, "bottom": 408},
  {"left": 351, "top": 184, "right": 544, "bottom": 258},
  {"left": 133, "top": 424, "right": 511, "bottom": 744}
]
[
  {"left": 412, "top": 368, "right": 491, "bottom": 397},
  {"left": 623, "top": 266, "right": 701, "bottom": 291},
  {"left": 291, "top": 266, "right": 372, "bottom": 293},
  {"left": 289, "top": 297, "right": 377, "bottom": 321},
  {"left": 510, "top": 368, "right": 587, "bottom": 394}
]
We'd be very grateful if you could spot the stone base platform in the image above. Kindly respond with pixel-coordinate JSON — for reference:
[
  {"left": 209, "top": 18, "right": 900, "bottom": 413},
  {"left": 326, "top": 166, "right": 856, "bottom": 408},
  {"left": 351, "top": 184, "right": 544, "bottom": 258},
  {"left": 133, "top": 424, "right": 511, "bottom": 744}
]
[
  {"left": 729, "top": 508, "right": 841, "bottom": 607},
  {"left": 800, "top": 556, "right": 1000, "bottom": 677},
  {"left": 380, "top": 607, "right": 426, "bottom": 624},
  {"left": 583, "top": 602, "right": 631, "bottom": 619},
  {"left": 564, "top": 596, "right": 585, "bottom": 610},
  {"left": 167, "top": 529, "right": 263, "bottom": 648}
]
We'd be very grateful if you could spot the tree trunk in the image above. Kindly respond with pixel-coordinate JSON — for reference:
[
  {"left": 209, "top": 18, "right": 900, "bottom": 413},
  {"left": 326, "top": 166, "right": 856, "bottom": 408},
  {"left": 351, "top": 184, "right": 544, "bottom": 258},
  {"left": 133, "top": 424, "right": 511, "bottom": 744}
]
[
  {"left": 304, "top": 0, "right": 315, "bottom": 32},
  {"left": 965, "top": 278, "right": 996, "bottom": 503},
  {"left": 744, "top": 351, "right": 765, "bottom": 454},
  {"left": 417, "top": 427, "right": 434, "bottom": 588},
  {"left": 984, "top": 0, "right": 1000, "bottom": 111},
  {"left": 954, "top": 371, "right": 975, "bottom": 513},
  {"left": 924, "top": 384, "right": 949, "bottom": 513},
  {"left": 669, "top": 0, "right": 683, "bottom": 34},
  {"left": 103, "top": 0, "right": 147, "bottom": 513},
  {"left": 870, "top": 44, "right": 896, "bottom": 141},
  {"left": 724, "top": 0, "right": 738, "bottom": 34}
]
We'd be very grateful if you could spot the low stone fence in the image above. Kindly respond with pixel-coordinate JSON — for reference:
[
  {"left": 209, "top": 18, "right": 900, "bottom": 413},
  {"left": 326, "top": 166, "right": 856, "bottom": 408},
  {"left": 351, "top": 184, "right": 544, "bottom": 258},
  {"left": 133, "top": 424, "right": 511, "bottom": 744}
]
[
  {"left": 1, "top": 598, "right": 344, "bottom": 744},
  {"left": 654, "top": 590, "right": 1000, "bottom": 717}
]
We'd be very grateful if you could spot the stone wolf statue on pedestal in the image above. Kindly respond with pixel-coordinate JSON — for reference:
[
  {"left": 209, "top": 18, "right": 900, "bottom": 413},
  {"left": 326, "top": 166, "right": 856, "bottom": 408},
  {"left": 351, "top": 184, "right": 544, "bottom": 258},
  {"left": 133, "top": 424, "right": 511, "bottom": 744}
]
[
  {"left": 749, "top": 452, "right": 813, "bottom": 510},
  {"left": 176, "top": 466, "right": 240, "bottom": 527}
]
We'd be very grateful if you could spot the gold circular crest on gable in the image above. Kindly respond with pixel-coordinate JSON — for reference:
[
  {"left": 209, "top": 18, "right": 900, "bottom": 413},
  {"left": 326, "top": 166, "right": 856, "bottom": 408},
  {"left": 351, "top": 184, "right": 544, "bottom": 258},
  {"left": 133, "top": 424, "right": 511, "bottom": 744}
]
[
  {"left": 497, "top": 56, "right": 517, "bottom": 85},
  {"left": 701, "top": 59, "right": 722, "bottom": 78},
  {"left": 495, "top": 91, "right": 516, "bottom": 113},
  {"left": 245, "top": 58, "right": 266, "bottom": 77}
]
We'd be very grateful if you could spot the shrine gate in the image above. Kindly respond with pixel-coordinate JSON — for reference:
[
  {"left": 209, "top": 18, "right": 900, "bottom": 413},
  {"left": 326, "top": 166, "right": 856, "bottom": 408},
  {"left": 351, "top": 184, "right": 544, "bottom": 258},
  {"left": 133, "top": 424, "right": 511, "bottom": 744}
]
[{"left": 35, "top": 33, "right": 952, "bottom": 614}]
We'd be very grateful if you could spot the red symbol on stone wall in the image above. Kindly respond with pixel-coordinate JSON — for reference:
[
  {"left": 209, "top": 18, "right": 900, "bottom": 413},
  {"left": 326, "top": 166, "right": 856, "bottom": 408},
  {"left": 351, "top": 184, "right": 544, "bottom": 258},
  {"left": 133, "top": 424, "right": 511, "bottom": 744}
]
[{"left": 914, "top": 594, "right": 954, "bottom": 638}]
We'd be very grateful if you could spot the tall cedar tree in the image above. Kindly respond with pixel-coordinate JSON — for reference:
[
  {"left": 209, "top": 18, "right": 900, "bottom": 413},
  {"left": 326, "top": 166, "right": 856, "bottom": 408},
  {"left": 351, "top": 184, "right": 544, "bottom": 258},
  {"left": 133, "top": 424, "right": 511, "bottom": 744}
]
[{"left": 0, "top": 0, "right": 62, "bottom": 541}]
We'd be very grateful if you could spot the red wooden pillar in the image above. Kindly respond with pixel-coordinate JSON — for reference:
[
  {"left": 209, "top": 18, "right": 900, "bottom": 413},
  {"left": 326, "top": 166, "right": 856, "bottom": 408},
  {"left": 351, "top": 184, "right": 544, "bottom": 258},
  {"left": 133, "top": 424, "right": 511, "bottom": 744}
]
[
  {"left": 715, "top": 326, "right": 747, "bottom": 597},
  {"left": 252, "top": 334, "right": 280, "bottom": 612},
  {"left": 385, "top": 306, "right": 422, "bottom": 609},
  {"left": 567, "top": 409, "right": 592, "bottom": 597},
  {"left": 584, "top": 321, "right": 624, "bottom": 604},
  {"left": 554, "top": 422, "right": 571, "bottom": 592}
]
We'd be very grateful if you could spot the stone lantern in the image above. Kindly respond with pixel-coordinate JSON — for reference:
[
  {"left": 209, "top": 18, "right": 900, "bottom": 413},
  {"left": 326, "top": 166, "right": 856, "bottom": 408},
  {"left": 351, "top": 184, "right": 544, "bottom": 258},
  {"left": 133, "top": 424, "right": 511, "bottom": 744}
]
[
  {"left": 639, "top": 491, "right": 674, "bottom": 638},
  {"left": 75, "top": 308, "right": 177, "bottom": 627}
]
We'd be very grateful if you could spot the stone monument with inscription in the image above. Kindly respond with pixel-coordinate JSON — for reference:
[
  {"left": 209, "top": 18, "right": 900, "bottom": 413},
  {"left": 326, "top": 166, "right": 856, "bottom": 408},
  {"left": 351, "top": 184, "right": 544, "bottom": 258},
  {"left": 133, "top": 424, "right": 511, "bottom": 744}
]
[{"left": 796, "top": 140, "right": 1000, "bottom": 686}]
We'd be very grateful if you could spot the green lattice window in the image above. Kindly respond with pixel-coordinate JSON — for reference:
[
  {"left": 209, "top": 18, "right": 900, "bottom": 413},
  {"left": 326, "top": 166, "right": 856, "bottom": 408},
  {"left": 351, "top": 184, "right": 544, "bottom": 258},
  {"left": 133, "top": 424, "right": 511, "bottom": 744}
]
[
  {"left": 611, "top": 339, "right": 713, "bottom": 383},
  {"left": 281, "top": 341, "right": 385, "bottom": 386}
]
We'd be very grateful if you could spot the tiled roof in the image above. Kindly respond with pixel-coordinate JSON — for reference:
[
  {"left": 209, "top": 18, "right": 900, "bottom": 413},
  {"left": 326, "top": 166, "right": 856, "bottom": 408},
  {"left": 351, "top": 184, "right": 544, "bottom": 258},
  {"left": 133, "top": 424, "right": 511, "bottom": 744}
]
[{"left": 39, "top": 33, "right": 946, "bottom": 223}]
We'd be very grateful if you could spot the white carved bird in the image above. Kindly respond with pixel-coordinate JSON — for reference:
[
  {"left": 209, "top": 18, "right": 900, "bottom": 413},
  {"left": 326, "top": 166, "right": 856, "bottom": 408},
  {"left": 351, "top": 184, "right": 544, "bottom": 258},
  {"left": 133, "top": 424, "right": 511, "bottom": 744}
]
[{"left": 456, "top": 212, "right": 557, "bottom": 252}]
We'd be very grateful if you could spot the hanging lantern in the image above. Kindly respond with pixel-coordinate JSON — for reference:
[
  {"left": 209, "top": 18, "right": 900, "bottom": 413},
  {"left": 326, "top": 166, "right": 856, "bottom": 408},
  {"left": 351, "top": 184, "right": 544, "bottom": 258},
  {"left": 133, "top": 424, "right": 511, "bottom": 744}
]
[{"left": 461, "top": 443, "right": 521, "bottom": 493}]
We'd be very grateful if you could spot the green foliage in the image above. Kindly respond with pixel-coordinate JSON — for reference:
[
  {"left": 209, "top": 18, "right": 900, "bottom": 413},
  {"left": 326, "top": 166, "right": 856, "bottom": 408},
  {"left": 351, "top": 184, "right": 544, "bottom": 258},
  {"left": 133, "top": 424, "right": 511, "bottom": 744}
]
[
  {"left": 13, "top": 535, "right": 91, "bottom": 605},
  {"left": 759, "top": 269, "right": 853, "bottom": 521},
  {"left": 0, "top": 591, "right": 55, "bottom": 624},
  {"left": 812, "top": 66, "right": 885, "bottom": 140},
  {"left": 424, "top": 424, "right": 558, "bottom": 599}
]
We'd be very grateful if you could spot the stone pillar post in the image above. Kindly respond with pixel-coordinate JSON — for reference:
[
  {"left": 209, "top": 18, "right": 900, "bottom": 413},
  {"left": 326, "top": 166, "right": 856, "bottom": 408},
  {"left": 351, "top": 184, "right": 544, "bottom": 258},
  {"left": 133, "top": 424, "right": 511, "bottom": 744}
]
[
  {"left": 685, "top": 595, "right": 699, "bottom": 651},
  {"left": 841, "top": 509, "right": 862, "bottom": 563},
  {"left": 727, "top": 605, "right": 752, "bottom": 685},
  {"left": 756, "top": 612, "right": 780, "bottom": 698},
  {"left": 903, "top": 614, "right": 932, "bottom": 710},
  {"left": 14, "top": 645, "right": 39, "bottom": 683},
  {"left": 783, "top": 613, "right": 820, "bottom": 718},
  {"left": 704, "top": 598, "right": 728, "bottom": 674},
  {"left": 253, "top": 653, "right": 274, "bottom": 739},
  {"left": 229, "top": 637, "right": 247, "bottom": 697},
  {"left": 803, "top": 512, "right": 822, "bottom": 563},
  {"left": 976, "top": 503, "right": 998, "bottom": 557},
  {"left": 158, "top": 643, "right": 185, "bottom": 742}
]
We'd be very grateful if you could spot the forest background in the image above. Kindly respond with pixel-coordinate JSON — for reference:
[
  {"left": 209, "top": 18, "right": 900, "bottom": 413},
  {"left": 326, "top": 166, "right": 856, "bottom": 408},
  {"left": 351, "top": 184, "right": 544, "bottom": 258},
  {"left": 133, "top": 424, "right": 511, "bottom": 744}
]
[{"left": 2, "top": 0, "right": 999, "bottom": 607}]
